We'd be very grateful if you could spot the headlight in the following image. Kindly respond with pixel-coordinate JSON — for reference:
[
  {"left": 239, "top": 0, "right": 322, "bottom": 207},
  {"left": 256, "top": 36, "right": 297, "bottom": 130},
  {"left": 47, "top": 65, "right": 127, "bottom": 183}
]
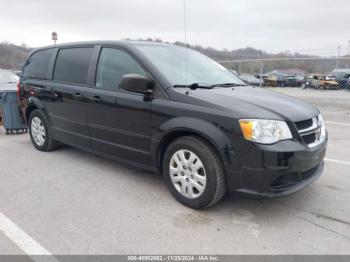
[
  {"left": 239, "top": 119, "right": 293, "bottom": 144},
  {"left": 318, "top": 114, "right": 326, "bottom": 140}
]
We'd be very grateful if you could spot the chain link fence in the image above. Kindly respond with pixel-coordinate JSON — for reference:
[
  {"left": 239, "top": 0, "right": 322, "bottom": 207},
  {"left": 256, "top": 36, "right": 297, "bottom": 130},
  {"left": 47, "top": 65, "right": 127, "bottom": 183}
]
[{"left": 218, "top": 57, "right": 350, "bottom": 89}]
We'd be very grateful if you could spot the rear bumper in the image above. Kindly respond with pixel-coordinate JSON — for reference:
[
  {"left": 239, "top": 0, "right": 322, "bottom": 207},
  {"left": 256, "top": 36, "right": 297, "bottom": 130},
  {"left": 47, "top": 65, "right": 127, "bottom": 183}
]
[{"left": 225, "top": 138, "right": 327, "bottom": 198}]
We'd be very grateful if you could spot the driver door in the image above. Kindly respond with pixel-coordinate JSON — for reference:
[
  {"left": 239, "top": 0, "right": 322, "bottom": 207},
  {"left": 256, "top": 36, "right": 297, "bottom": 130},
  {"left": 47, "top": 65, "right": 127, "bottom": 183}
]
[{"left": 87, "top": 47, "right": 152, "bottom": 166}]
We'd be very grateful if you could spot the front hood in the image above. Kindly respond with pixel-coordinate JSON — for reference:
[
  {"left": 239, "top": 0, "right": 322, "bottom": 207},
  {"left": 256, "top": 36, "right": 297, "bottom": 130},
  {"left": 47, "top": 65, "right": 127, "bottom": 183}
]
[{"left": 184, "top": 86, "right": 319, "bottom": 122}]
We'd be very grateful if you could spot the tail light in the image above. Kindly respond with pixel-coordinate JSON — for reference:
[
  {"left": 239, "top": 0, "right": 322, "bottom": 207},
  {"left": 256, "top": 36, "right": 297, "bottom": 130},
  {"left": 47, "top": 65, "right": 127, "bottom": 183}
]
[{"left": 17, "top": 81, "right": 21, "bottom": 97}]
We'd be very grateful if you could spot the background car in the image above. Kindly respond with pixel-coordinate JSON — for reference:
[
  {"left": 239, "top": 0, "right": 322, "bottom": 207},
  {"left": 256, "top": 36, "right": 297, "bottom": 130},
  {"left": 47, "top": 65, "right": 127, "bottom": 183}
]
[
  {"left": 13, "top": 70, "right": 22, "bottom": 77},
  {"left": 239, "top": 74, "right": 261, "bottom": 86},
  {"left": 326, "top": 75, "right": 336, "bottom": 81},
  {"left": 0, "top": 68, "right": 19, "bottom": 89},
  {"left": 266, "top": 72, "right": 301, "bottom": 87},
  {"left": 295, "top": 74, "right": 305, "bottom": 86},
  {"left": 255, "top": 74, "right": 278, "bottom": 87},
  {"left": 277, "top": 75, "right": 300, "bottom": 87},
  {"left": 305, "top": 74, "right": 340, "bottom": 90},
  {"left": 334, "top": 72, "right": 350, "bottom": 89}
]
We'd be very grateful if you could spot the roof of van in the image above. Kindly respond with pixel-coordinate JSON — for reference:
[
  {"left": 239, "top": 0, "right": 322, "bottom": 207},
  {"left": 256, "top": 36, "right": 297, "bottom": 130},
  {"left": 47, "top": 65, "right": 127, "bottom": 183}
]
[{"left": 34, "top": 40, "right": 176, "bottom": 50}]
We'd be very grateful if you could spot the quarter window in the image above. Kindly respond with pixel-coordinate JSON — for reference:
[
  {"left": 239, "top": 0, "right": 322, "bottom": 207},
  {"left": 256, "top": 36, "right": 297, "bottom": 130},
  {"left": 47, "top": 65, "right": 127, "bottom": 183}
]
[
  {"left": 95, "top": 48, "right": 145, "bottom": 91},
  {"left": 23, "top": 49, "right": 55, "bottom": 79},
  {"left": 54, "top": 48, "right": 93, "bottom": 85}
]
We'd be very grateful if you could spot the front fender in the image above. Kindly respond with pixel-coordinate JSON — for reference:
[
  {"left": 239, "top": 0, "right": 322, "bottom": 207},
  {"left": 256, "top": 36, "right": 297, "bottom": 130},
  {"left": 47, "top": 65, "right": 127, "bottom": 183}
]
[{"left": 151, "top": 117, "right": 237, "bottom": 168}]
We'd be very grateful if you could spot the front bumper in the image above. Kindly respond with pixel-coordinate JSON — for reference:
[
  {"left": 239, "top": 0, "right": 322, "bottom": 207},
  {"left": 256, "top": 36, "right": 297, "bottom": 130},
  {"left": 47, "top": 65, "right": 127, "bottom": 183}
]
[{"left": 225, "top": 138, "right": 327, "bottom": 198}]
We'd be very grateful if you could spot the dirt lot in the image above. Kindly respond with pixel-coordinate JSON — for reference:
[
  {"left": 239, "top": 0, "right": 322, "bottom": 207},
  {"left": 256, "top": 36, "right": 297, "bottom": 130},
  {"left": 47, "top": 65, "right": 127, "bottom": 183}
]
[{"left": 0, "top": 88, "right": 349, "bottom": 256}]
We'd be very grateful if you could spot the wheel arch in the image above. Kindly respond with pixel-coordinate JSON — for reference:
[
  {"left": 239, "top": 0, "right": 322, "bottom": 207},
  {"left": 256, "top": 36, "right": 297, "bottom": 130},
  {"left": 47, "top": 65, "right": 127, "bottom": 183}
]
[
  {"left": 153, "top": 117, "right": 236, "bottom": 172},
  {"left": 26, "top": 104, "right": 38, "bottom": 122},
  {"left": 25, "top": 97, "right": 49, "bottom": 122}
]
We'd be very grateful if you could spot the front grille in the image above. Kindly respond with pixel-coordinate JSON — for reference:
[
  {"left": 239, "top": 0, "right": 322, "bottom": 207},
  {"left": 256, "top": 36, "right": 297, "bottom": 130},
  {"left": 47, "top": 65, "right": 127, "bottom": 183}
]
[
  {"left": 295, "top": 117, "right": 322, "bottom": 146},
  {"left": 295, "top": 119, "right": 313, "bottom": 130},
  {"left": 302, "top": 133, "right": 316, "bottom": 144}
]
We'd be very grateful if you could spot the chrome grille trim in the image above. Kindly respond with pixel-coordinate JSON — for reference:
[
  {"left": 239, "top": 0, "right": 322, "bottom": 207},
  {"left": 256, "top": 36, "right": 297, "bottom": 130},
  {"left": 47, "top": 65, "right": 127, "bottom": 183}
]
[
  {"left": 296, "top": 116, "right": 324, "bottom": 148},
  {"left": 295, "top": 119, "right": 313, "bottom": 130},
  {"left": 298, "top": 118, "right": 319, "bottom": 135}
]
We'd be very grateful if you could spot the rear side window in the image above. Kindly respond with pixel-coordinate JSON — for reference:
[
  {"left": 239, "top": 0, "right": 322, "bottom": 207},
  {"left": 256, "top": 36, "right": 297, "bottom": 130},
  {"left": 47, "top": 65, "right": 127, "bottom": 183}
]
[
  {"left": 23, "top": 49, "right": 55, "bottom": 79},
  {"left": 95, "top": 48, "right": 145, "bottom": 91},
  {"left": 54, "top": 48, "right": 93, "bottom": 85}
]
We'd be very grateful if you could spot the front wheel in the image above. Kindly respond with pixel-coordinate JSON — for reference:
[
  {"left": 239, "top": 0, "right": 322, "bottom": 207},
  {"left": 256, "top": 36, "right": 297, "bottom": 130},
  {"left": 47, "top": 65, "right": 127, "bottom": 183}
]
[{"left": 163, "top": 136, "right": 226, "bottom": 209}]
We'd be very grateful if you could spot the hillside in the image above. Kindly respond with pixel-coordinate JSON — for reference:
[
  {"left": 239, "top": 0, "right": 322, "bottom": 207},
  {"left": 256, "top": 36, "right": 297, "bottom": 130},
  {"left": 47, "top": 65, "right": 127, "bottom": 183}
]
[
  {"left": 0, "top": 42, "right": 31, "bottom": 70},
  {"left": 0, "top": 40, "right": 345, "bottom": 74},
  {"left": 171, "top": 40, "right": 339, "bottom": 74}
]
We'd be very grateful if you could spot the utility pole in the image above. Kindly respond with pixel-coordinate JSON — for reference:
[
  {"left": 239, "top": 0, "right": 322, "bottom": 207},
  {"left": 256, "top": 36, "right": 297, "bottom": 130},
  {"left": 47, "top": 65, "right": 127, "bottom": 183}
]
[
  {"left": 336, "top": 46, "right": 341, "bottom": 69},
  {"left": 348, "top": 41, "right": 350, "bottom": 69},
  {"left": 259, "top": 50, "right": 264, "bottom": 88},
  {"left": 182, "top": 0, "right": 189, "bottom": 84},
  {"left": 182, "top": 0, "right": 187, "bottom": 44}
]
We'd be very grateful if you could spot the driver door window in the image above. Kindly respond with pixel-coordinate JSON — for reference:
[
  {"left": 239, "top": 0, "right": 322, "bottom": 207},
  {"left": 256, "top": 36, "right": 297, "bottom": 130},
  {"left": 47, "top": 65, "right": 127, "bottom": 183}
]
[{"left": 95, "top": 48, "right": 146, "bottom": 91}]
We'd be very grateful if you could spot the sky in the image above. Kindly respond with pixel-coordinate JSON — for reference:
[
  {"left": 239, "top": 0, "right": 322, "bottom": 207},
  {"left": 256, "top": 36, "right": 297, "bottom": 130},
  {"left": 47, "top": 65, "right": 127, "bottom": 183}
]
[{"left": 0, "top": 0, "right": 349, "bottom": 56}]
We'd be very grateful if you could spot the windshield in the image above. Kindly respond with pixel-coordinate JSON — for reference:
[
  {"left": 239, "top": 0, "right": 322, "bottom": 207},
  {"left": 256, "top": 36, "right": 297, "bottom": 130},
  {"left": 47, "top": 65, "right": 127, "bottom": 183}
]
[
  {"left": 136, "top": 45, "right": 245, "bottom": 86},
  {"left": 0, "top": 69, "right": 19, "bottom": 83}
]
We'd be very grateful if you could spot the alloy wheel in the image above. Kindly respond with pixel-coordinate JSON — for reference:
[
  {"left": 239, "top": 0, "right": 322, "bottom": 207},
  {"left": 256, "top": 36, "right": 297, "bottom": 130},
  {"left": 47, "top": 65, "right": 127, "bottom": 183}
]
[
  {"left": 31, "top": 116, "right": 46, "bottom": 146},
  {"left": 169, "top": 149, "right": 207, "bottom": 199}
]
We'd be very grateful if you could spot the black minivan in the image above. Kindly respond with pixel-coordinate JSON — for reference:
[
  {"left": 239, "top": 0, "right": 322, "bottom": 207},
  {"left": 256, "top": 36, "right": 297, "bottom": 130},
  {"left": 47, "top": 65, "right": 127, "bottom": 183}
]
[{"left": 19, "top": 41, "right": 327, "bottom": 209}]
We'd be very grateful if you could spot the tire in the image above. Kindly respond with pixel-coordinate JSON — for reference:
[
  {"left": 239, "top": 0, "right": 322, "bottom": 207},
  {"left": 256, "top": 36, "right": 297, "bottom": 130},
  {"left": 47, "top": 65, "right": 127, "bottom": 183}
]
[
  {"left": 28, "top": 109, "right": 59, "bottom": 152},
  {"left": 163, "top": 136, "right": 226, "bottom": 209}
]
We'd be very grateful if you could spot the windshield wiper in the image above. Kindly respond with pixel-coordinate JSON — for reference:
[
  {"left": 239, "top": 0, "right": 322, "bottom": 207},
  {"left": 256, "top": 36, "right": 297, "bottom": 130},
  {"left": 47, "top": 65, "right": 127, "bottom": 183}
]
[
  {"left": 173, "top": 82, "right": 247, "bottom": 89},
  {"left": 210, "top": 83, "right": 247, "bottom": 87},
  {"left": 173, "top": 83, "right": 213, "bottom": 90}
]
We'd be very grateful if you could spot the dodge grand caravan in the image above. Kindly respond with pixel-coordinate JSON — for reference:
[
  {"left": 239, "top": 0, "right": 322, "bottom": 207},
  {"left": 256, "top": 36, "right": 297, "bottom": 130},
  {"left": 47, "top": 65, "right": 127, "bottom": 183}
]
[{"left": 19, "top": 41, "right": 327, "bottom": 209}]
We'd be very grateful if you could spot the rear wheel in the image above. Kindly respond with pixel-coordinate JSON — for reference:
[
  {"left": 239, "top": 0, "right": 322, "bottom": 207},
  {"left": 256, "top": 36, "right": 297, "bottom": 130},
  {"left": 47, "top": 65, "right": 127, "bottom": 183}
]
[
  {"left": 163, "top": 136, "right": 226, "bottom": 209},
  {"left": 29, "top": 109, "right": 59, "bottom": 151}
]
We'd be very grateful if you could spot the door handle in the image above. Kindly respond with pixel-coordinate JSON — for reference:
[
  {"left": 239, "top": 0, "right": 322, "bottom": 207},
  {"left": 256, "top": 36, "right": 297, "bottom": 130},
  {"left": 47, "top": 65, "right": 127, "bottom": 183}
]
[
  {"left": 88, "top": 96, "right": 102, "bottom": 103},
  {"left": 73, "top": 93, "right": 84, "bottom": 100}
]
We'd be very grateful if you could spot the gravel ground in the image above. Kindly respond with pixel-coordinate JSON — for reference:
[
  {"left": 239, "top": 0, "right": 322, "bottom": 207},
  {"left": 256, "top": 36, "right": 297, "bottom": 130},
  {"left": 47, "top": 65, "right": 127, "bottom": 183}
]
[{"left": 0, "top": 88, "right": 349, "bottom": 256}]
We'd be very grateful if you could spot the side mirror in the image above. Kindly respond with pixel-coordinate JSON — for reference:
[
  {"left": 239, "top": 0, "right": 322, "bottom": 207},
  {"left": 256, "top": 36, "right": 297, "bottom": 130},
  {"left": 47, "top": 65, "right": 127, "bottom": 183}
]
[{"left": 120, "top": 74, "right": 154, "bottom": 95}]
